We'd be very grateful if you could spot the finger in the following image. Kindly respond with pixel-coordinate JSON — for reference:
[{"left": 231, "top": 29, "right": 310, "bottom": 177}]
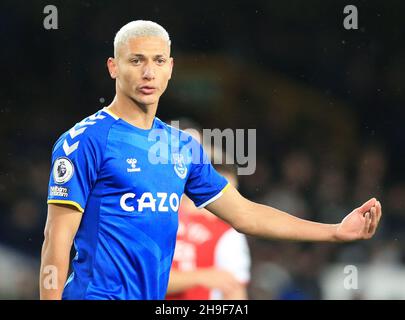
[
  {"left": 368, "top": 206, "right": 377, "bottom": 234},
  {"left": 358, "top": 198, "right": 377, "bottom": 215},
  {"left": 376, "top": 201, "right": 382, "bottom": 226},
  {"left": 362, "top": 212, "right": 372, "bottom": 238}
]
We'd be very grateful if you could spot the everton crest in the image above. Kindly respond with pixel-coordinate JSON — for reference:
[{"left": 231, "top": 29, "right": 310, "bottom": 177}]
[{"left": 172, "top": 153, "right": 187, "bottom": 179}]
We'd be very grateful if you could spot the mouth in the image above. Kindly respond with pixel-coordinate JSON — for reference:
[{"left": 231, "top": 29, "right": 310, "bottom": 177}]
[{"left": 138, "top": 85, "right": 157, "bottom": 95}]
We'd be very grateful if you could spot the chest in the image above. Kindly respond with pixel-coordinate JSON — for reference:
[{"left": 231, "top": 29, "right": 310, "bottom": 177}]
[{"left": 100, "top": 130, "right": 190, "bottom": 201}]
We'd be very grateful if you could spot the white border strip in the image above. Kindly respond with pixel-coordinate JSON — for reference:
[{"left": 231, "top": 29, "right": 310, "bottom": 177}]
[{"left": 196, "top": 183, "right": 230, "bottom": 209}]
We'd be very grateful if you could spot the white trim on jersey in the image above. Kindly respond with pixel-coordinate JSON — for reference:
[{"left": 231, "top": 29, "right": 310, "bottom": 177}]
[{"left": 196, "top": 183, "right": 230, "bottom": 209}]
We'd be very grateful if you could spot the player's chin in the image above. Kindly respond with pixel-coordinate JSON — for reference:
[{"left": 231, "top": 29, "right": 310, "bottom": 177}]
[{"left": 135, "top": 93, "right": 159, "bottom": 106}]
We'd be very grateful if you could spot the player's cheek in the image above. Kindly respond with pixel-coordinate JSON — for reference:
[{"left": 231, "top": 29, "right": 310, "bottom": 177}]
[{"left": 162, "top": 71, "right": 171, "bottom": 89}]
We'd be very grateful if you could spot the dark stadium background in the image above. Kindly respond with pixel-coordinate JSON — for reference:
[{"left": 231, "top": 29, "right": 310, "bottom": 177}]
[{"left": 0, "top": 0, "right": 404, "bottom": 299}]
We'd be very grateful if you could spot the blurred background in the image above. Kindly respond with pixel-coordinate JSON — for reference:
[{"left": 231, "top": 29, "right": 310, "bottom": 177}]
[{"left": 0, "top": 0, "right": 404, "bottom": 299}]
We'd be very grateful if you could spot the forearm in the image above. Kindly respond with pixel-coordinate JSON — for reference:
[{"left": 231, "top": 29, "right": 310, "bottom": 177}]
[
  {"left": 167, "top": 270, "right": 203, "bottom": 294},
  {"left": 238, "top": 201, "right": 339, "bottom": 242},
  {"left": 39, "top": 237, "right": 71, "bottom": 300},
  {"left": 222, "top": 284, "right": 248, "bottom": 300},
  {"left": 208, "top": 186, "right": 339, "bottom": 242}
]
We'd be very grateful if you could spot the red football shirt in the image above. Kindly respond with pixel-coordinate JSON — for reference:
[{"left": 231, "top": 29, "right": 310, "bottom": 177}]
[{"left": 167, "top": 204, "right": 250, "bottom": 300}]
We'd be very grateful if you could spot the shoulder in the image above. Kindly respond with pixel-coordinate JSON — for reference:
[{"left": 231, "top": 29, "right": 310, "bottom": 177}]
[
  {"left": 215, "top": 228, "right": 251, "bottom": 279},
  {"left": 219, "top": 228, "right": 248, "bottom": 245},
  {"left": 215, "top": 228, "right": 250, "bottom": 264},
  {"left": 52, "top": 109, "right": 118, "bottom": 156}
]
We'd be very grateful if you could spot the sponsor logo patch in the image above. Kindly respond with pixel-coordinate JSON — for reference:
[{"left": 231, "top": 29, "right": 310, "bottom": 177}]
[{"left": 50, "top": 186, "right": 69, "bottom": 197}]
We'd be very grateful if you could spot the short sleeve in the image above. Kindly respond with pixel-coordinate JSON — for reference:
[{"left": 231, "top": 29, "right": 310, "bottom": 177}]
[
  {"left": 215, "top": 229, "right": 251, "bottom": 283},
  {"left": 184, "top": 143, "right": 229, "bottom": 209},
  {"left": 47, "top": 131, "right": 102, "bottom": 213}
]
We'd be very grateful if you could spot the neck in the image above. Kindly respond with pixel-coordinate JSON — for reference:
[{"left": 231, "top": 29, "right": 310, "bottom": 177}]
[{"left": 106, "top": 92, "right": 158, "bottom": 130}]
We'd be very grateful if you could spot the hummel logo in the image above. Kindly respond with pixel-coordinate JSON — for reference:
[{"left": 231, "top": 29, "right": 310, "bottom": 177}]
[{"left": 127, "top": 158, "right": 141, "bottom": 172}]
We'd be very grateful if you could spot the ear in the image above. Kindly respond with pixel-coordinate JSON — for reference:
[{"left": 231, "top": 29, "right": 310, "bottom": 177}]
[
  {"left": 107, "top": 57, "right": 118, "bottom": 79},
  {"left": 168, "top": 57, "right": 174, "bottom": 80}
]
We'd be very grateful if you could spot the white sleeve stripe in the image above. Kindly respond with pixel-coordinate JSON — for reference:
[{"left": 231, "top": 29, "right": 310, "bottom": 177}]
[
  {"left": 196, "top": 183, "right": 230, "bottom": 209},
  {"left": 63, "top": 140, "right": 80, "bottom": 156}
]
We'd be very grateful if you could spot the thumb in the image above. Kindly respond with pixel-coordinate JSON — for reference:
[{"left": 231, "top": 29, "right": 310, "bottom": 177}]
[{"left": 357, "top": 198, "right": 377, "bottom": 215}]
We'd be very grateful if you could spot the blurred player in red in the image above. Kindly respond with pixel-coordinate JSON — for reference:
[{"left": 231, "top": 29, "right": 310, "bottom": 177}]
[{"left": 166, "top": 162, "right": 251, "bottom": 300}]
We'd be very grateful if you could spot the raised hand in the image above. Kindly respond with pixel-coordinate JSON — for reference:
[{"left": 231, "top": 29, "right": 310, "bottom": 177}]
[{"left": 335, "top": 198, "right": 382, "bottom": 241}]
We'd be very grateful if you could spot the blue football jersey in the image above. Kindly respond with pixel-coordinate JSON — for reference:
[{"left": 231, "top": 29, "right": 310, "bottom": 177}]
[{"left": 47, "top": 108, "right": 229, "bottom": 300}]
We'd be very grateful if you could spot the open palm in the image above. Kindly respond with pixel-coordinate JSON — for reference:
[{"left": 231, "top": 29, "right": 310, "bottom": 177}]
[{"left": 336, "top": 198, "right": 382, "bottom": 241}]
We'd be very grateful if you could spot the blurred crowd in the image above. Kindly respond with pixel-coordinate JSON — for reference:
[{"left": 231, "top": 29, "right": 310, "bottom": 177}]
[{"left": 1, "top": 0, "right": 405, "bottom": 299}]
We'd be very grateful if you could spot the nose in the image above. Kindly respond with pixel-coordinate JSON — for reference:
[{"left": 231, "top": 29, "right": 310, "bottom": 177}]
[{"left": 142, "top": 62, "right": 155, "bottom": 80}]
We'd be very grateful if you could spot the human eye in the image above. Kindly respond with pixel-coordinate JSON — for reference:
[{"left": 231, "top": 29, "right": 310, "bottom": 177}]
[
  {"left": 156, "top": 58, "right": 166, "bottom": 65},
  {"left": 130, "top": 58, "right": 142, "bottom": 65}
]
